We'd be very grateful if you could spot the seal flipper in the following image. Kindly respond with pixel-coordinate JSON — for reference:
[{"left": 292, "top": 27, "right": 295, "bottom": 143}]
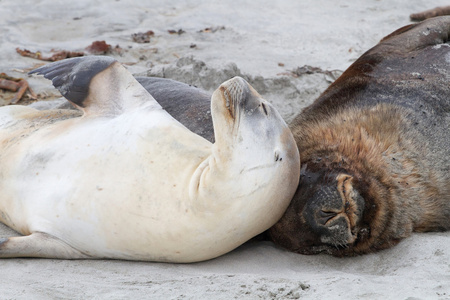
[
  {"left": 30, "top": 56, "right": 159, "bottom": 116},
  {"left": 0, "top": 233, "right": 91, "bottom": 259},
  {"left": 137, "top": 77, "right": 215, "bottom": 142}
]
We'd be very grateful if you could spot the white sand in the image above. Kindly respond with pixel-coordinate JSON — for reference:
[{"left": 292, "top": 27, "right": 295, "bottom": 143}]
[{"left": 0, "top": 0, "right": 449, "bottom": 299}]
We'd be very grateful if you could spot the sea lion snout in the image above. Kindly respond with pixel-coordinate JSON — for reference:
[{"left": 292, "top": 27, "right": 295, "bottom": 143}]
[
  {"left": 300, "top": 174, "right": 365, "bottom": 249},
  {"left": 268, "top": 168, "right": 366, "bottom": 255},
  {"left": 303, "top": 186, "right": 353, "bottom": 245},
  {"left": 219, "top": 76, "right": 269, "bottom": 120},
  {"left": 219, "top": 77, "right": 243, "bottom": 119}
]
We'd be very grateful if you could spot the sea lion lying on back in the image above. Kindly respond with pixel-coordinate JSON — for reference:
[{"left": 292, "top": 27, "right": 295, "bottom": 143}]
[
  {"left": 139, "top": 17, "right": 450, "bottom": 256},
  {"left": 0, "top": 57, "right": 300, "bottom": 262}
]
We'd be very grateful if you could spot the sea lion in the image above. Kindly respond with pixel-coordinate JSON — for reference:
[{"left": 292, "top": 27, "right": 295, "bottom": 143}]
[
  {"left": 0, "top": 56, "right": 300, "bottom": 262},
  {"left": 269, "top": 16, "right": 450, "bottom": 256}
]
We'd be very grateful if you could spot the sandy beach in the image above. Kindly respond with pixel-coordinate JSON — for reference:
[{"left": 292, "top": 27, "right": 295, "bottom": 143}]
[{"left": 0, "top": 0, "right": 449, "bottom": 299}]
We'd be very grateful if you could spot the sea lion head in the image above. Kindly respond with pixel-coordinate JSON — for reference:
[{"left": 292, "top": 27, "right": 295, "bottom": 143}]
[
  {"left": 211, "top": 76, "right": 277, "bottom": 138},
  {"left": 208, "top": 76, "right": 300, "bottom": 233},
  {"left": 210, "top": 76, "right": 298, "bottom": 164},
  {"left": 269, "top": 167, "right": 367, "bottom": 256}
]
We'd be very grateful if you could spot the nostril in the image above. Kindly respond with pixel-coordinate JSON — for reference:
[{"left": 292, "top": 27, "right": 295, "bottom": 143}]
[{"left": 318, "top": 210, "right": 338, "bottom": 225}]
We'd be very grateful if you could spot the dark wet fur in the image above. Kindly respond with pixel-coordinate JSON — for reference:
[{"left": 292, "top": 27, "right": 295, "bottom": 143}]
[{"left": 269, "top": 17, "right": 450, "bottom": 256}]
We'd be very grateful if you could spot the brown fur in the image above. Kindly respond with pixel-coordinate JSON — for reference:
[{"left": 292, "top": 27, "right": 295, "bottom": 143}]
[
  {"left": 410, "top": 6, "right": 450, "bottom": 21},
  {"left": 268, "top": 17, "right": 450, "bottom": 256}
]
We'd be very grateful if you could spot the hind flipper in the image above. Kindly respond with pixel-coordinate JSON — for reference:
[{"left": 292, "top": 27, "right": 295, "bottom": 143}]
[
  {"left": 0, "top": 232, "right": 90, "bottom": 259},
  {"left": 30, "top": 56, "right": 160, "bottom": 117}
]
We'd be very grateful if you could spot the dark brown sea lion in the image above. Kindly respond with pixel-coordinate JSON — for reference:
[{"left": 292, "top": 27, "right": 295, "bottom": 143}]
[{"left": 269, "top": 16, "right": 450, "bottom": 256}]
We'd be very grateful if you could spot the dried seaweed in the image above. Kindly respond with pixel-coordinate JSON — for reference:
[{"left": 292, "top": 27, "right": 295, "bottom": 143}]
[
  {"left": 198, "top": 26, "right": 225, "bottom": 33},
  {"left": 0, "top": 73, "right": 36, "bottom": 104},
  {"left": 85, "top": 41, "right": 112, "bottom": 54},
  {"left": 16, "top": 48, "right": 84, "bottom": 61},
  {"left": 168, "top": 29, "right": 185, "bottom": 35},
  {"left": 132, "top": 31, "right": 154, "bottom": 43}
]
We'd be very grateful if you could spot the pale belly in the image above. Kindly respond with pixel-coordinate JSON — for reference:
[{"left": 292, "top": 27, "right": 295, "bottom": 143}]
[{"left": 0, "top": 107, "right": 225, "bottom": 262}]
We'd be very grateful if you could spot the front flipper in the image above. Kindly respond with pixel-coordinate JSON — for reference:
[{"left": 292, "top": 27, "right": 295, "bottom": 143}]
[
  {"left": 30, "top": 56, "right": 160, "bottom": 117},
  {"left": 0, "top": 233, "right": 90, "bottom": 259}
]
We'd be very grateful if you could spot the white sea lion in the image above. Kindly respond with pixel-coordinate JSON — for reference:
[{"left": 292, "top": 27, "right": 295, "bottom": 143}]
[{"left": 0, "top": 56, "right": 300, "bottom": 262}]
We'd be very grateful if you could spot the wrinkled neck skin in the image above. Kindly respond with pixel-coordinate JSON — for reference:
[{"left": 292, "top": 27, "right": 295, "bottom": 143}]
[
  {"left": 189, "top": 87, "right": 299, "bottom": 234},
  {"left": 189, "top": 90, "right": 266, "bottom": 209}
]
